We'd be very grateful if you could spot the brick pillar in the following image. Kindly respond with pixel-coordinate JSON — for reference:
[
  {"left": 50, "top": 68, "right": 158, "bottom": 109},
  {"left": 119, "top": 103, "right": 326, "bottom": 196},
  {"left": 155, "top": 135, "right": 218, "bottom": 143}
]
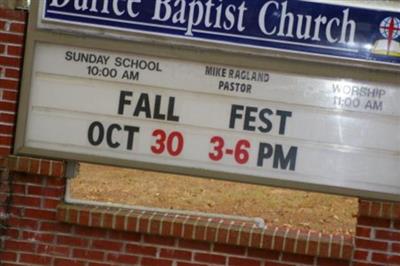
[
  {"left": 0, "top": 8, "right": 26, "bottom": 157},
  {"left": 0, "top": 6, "right": 27, "bottom": 251},
  {"left": 353, "top": 199, "right": 400, "bottom": 265}
]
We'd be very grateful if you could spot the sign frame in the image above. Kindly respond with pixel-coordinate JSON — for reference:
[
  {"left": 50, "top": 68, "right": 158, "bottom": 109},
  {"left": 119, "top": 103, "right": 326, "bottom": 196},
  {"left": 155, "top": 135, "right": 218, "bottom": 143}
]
[{"left": 15, "top": 1, "right": 400, "bottom": 201}]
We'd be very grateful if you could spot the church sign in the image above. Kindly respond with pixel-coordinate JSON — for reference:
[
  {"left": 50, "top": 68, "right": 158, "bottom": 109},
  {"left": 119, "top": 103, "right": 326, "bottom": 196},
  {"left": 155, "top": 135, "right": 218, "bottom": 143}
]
[{"left": 15, "top": 1, "right": 400, "bottom": 201}]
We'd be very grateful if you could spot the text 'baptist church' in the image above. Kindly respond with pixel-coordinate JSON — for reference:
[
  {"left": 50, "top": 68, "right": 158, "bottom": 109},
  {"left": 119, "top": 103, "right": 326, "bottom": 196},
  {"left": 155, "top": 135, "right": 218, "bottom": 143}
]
[{"left": 49, "top": 0, "right": 357, "bottom": 44}]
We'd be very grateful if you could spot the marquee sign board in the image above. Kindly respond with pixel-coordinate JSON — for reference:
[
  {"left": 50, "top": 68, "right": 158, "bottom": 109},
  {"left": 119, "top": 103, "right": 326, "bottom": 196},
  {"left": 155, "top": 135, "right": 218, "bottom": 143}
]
[{"left": 15, "top": 1, "right": 400, "bottom": 201}]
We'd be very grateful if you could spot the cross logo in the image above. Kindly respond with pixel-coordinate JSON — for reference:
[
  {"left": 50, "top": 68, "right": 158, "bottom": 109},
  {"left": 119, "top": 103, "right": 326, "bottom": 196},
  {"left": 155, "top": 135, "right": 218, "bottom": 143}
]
[
  {"left": 379, "top": 17, "right": 400, "bottom": 55},
  {"left": 371, "top": 17, "right": 400, "bottom": 57}
]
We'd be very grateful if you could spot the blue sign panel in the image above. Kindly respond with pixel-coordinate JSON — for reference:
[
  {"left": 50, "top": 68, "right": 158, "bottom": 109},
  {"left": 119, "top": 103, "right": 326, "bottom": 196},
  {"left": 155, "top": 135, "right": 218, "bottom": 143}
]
[{"left": 43, "top": 0, "right": 400, "bottom": 65}]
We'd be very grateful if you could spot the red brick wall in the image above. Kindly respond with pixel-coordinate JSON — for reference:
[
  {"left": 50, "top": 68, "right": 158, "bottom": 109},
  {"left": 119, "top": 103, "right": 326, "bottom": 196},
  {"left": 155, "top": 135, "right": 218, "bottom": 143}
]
[
  {"left": 0, "top": 7, "right": 399, "bottom": 266},
  {"left": 353, "top": 200, "right": 400, "bottom": 265},
  {"left": 0, "top": 156, "right": 352, "bottom": 266}
]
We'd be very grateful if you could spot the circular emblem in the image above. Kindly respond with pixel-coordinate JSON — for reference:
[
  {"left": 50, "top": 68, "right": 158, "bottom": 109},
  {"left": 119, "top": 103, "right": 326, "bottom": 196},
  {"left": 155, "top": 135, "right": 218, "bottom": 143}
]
[{"left": 379, "top": 17, "right": 400, "bottom": 40}]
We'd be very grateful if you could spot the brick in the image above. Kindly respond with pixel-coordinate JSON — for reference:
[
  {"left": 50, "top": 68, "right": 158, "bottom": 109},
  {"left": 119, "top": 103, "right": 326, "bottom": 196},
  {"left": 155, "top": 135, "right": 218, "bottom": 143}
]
[
  {"left": 228, "top": 257, "right": 261, "bottom": 266},
  {"left": 160, "top": 248, "right": 192, "bottom": 260},
  {"left": 388, "top": 255, "right": 400, "bottom": 264},
  {"left": 46, "top": 177, "right": 66, "bottom": 187},
  {"left": 21, "top": 231, "right": 54, "bottom": 243},
  {"left": 0, "top": 80, "right": 19, "bottom": 91},
  {"left": 262, "top": 262, "right": 294, "bottom": 266},
  {"left": 102, "top": 212, "right": 113, "bottom": 228},
  {"left": 106, "top": 253, "right": 139, "bottom": 264},
  {"left": 54, "top": 258, "right": 85, "bottom": 266},
  {"left": 74, "top": 226, "right": 107, "bottom": 238},
  {"left": 0, "top": 262, "right": 24, "bottom": 266},
  {"left": 143, "top": 234, "right": 175, "bottom": 246},
  {"left": 28, "top": 186, "right": 63, "bottom": 198},
  {"left": 20, "top": 253, "right": 51, "bottom": 265},
  {"left": 43, "top": 198, "right": 60, "bottom": 209},
  {"left": 108, "top": 230, "right": 141, "bottom": 242},
  {"left": 0, "top": 147, "right": 12, "bottom": 156},
  {"left": 4, "top": 240, "right": 35, "bottom": 252},
  {"left": 10, "top": 22, "right": 25, "bottom": 33},
  {"left": 393, "top": 243, "right": 400, "bottom": 253},
  {"left": 0, "top": 20, "right": 5, "bottom": 30},
  {"left": 42, "top": 185, "right": 64, "bottom": 198},
  {"left": 0, "top": 113, "right": 15, "bottom": 123},
  {"left": 4, "top": 228, "right": 18, "bottom": 238},
  {"left": 317, "top": 258, "right": 350, "bottom": 266},
  {"left": 194, "top": 253, "right": 226, "bottom": 265},
  {"left": 357, "top": 217, "right": 391, "bottom": 228},
  {"left": 0, "top": 9, "right": 26, "bottom": 21},
  {"left": 57, "top": 235, "right": 89, "bottom": 247},
  {"left": 56, "top": 206, "right": 68, "bottom": 222},
  {"left": 372, "top": 252, "right": 389, "bottom": 263},
  {"left": 355, "top": 226, "right": 371, "bottom": 238},
  {"left": 92, "top": 239, "right": 123, "bottom": 251},
  {"left": 141, "top": 258, "right": 173, "bottom": 266},
  {"left": 0, "top": 101, "right": 17, "bottom": 112},
  {"left": 213, "top": 243, "right": 246, "bottom": 255},
  {"left": 4, "top": 68, "right": 21, "bottom": 79},
  {"left": 178, "top": 239, "right": 211, "bottom": 251},
  {"left": 0, "top": 33, "right": 23, "bottom": 44},
  {"left": 7, "top": 45, "right": 22, "bottom": 56},
  {"left": 318, "top": 236, "right": 332, "bottom": 258},
  {"left": 148, "top": 217, "right": 163, "bottom": 234},
  {"left": 393, "top": 204, "right": 400, "bottom": 219},
  {"left": 0, "top": 124, "right": 14, "bottom": 134},
  {"left": 12, "top": 195, "right": 41, "bottom": 207},
  {"left": 138, "top": 216, "right": 152, "bottom": 232},
  {"left": 8, "top": 217, "right": 38, "bottom": 230},
  {"left": 37, "top": 244, "right": 70, "bottom": 257},
  {"left": 13, "top": 173, "right": 43, "bottom": 184},
  {"left": 125, "top": 243, "right": 157, "bottom": 256},
  {"left": 353, "top": 250, "right": 369, "bottom": 260},
  {"left": 16, "top": 157, "right": 30, "bottom": 172},
  {"left": 375, "top": 229, "right": 400, "bottom": 241},
  {"left": 52, "top": 162, "right": 65, "bottom": 177},
  {"left": 113, "top": 214, "right": 126, "bottom": 230},
  {"left": 355, "top": 238, "right": 388, "bottom": 251},
  {"left": 177, "top": 263, "right": 207, "bottom": 266},
  {"left": 0, "top": 44, "right": 5, "bottom": 53},
  {"left": 0, "top": 56, "right": 20, "bottom": 67},
  {"left": 0, "top": 251, "right": 17, "bottom": 262},
  {"left": 352, "top": 263, "right": 384, "bottom": 266},
  {"left": 40, "top": 221, "right": 71, "bottom": 233},
  {"left": 2, "top": 90, "right": 18, "bottom": 101},
  {"left": 191, "top": 225, "right": 206, "bottom": 239},
  {"left": 73, "top": 248, "right": 104, "bottom": 261},
  {"left": 39, "top": 160, "right": 50, "bottom": 175},
  {"left": 370, "top": 202, "right": 382, "bottom": 217},
  {"left": 25, "top": 208, "right": 56, "bottom": 220},
  {"left": 0, "top": 136, "right": 12, "bottom": 146},
  {"left": 381, "top": 202, "right": 393, "bottom": 218},
  {"left": 272, "top": 234, "right": 285, "bottom": 251},
  {"left": 281, "top": 253, "right": 314, "bottom": 265},
  {"left": 9, "top": 206, "right": 23, "bottom": 216},
  {"left": 394, "top": 221, "right": 400, "bottom": 230},
  {"left": 247, "top": 248, "right": 280, "bottom": 260}
]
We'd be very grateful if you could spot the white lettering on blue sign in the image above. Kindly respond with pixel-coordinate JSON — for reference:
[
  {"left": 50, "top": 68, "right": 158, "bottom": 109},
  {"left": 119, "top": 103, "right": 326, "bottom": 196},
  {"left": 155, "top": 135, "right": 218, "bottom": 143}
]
[{"left": 43, "top": 0, "right": 400, "bottom": 65}]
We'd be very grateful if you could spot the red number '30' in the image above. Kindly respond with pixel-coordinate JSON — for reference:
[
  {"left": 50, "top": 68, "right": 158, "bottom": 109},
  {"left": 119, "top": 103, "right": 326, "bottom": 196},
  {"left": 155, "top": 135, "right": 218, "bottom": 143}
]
[{"left": 151, "top": 129, "right": 184, "bottom": 156}]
